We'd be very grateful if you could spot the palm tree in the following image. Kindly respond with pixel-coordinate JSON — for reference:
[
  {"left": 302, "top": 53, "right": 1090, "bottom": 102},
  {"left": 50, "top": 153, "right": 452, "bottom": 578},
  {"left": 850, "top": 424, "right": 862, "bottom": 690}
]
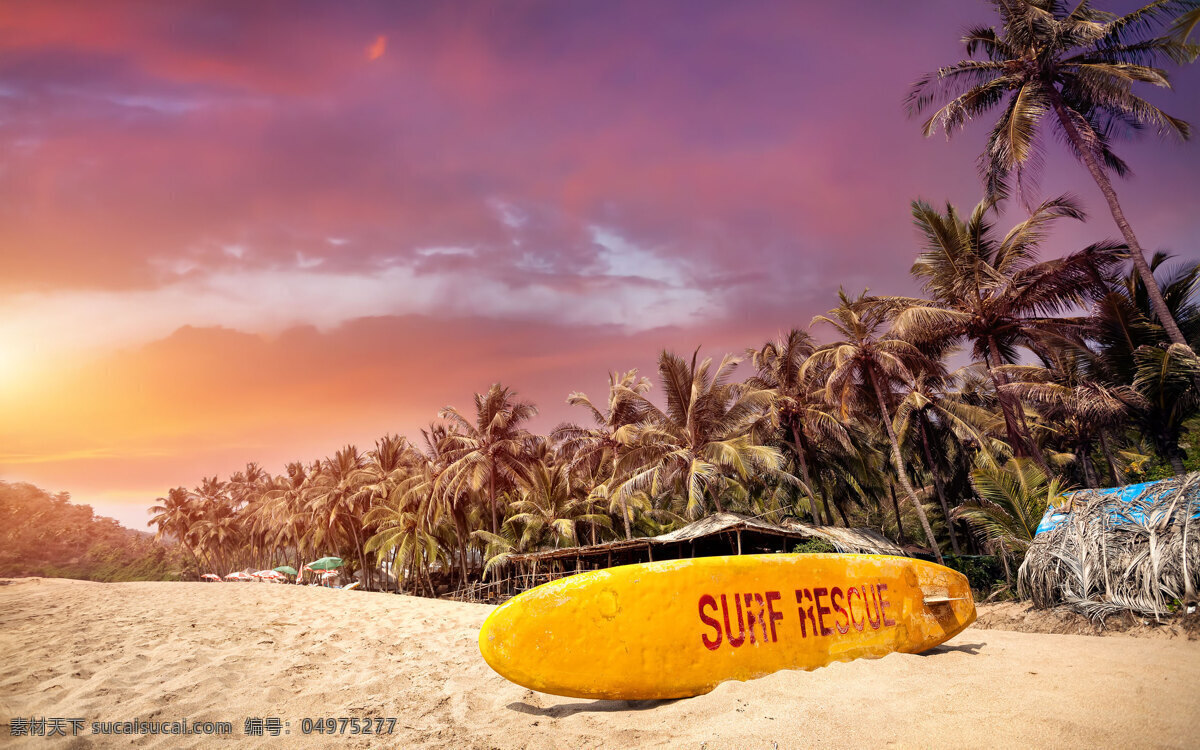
[
  {"left": 364, "top": 443, "right": 446, "bottom": 597},
  {"left": 148, "top": 487, "right": 202, "bottom": 575},
  {"left": 747, "top": 330, "right": 854, "bottom": 525},
  {"left": 804, "top": 290, "right": 945, "bottom": 563},
  {"left": 999, "top": 349, "right": 1136, "bottom": 486},
  {"left": 268, "top": 461, "right": 315, "bottom": 571},
  {"left": 554, "top": 370, "right": 653, "bottom": 539},
  {"left": 305, "top": 445, "right": 372, "bottom": 586},
  {"left": 892, "top": 195, "right": 1122, "bottom": 461},
  {"left": 893, "top": 371, "right": 1002, "bottom": 553},
  {"left": 909, "top": 0, "right": 1199, "bottom": 351},
  {"left": 414, "top": 424, "right": 478, "bottom": 586},
  {"left": 507, "top": 459, "right": 613, "bottom": 551},
  {"left": 438, "top": 384, "right": 538, "bottom": 534},
  {"left": 615, "top": 349, "right": 790, "bottom": 520},
  {"left": 957, "top": 457, "right": 1070, "bottom": 583},
  {"left": 1087, "top": 253, "right": 1200, "bottom": 473}
]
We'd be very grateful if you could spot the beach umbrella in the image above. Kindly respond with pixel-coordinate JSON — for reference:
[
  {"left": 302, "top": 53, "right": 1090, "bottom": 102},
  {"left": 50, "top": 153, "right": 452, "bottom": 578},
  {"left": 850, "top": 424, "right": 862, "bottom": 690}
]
[
  {"left": 306, "top": 557, "right": 342, "bottom": 570},
  {"left": 273, "top": 566, "right": 298, "bottom": 577},
  {"left": 201, "top": 573, "right": 221, "bottom": 581}
]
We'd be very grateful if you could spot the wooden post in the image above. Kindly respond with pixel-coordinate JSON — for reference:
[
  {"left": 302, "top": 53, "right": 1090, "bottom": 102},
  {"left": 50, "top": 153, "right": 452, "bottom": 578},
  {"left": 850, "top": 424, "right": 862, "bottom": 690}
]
[
  {"left": 647, "top": 542, "right": 653, "bottom": 562},
  {"left": 736, "top": 529, "right": 742, "bottom": 555}
]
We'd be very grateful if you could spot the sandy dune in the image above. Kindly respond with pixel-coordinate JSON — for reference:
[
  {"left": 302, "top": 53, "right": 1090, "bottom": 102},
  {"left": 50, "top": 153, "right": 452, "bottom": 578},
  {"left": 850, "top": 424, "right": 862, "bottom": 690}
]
[{"left": 2, "top": 579, "right": 1198, "bottom": 749}]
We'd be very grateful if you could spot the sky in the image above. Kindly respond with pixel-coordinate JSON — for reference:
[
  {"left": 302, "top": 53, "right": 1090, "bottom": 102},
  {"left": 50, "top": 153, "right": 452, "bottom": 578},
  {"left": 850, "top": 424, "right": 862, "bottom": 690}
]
[{"left": 2, "top": 1, "right": 1198, "bottom": 529}]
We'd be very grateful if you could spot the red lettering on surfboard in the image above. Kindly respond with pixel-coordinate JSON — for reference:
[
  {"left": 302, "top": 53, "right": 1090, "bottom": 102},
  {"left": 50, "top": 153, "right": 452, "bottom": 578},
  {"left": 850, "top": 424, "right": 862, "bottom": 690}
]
[
  {"left": 743, "top": 593, "right": 768, "bottom": 644},
  {"left": 698, "top": 594, "right": 722, "bottom": 650},
  {"left": 878, "top": 583, "right": 896, "bottom": 627},
  {"left": 795, "top": 588, "right": 816, "bottom": 638},
  {"left": 864, "top": 583, "right": 882, "bottom": 629},
  {"left": 830, "top": 587, "right": 850, "bottom": 635},
  {"left": 813, "top": 587, "right": 833, "bottom": 636},
  {"left": 847, "top": 586, "right": 865, "bottom": 632},
  {"left": 765, "top": 591, "right": 783, "bottom": 643},
  {"left": 702, "top": 580, "right": 900, "bottom": 651},
  {"left": 721, "top": 593, "right": 746, "bottom": 647}
]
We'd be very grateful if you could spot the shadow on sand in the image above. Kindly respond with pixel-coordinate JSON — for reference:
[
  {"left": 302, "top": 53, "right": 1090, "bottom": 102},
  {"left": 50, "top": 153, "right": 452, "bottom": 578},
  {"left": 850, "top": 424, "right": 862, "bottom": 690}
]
[
  {"left": 918, "top": 642, "right": 984, "bottom": 656},
  {"left": 507, "top": 698, "right": 680, "bottom": 717}
]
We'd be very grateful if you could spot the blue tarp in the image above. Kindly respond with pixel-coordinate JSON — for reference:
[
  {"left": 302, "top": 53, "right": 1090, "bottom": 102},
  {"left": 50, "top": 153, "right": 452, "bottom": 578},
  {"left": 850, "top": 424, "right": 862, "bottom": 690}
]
[{"left": 1034, "top": 477, "right": 1199, "bottom": 536}]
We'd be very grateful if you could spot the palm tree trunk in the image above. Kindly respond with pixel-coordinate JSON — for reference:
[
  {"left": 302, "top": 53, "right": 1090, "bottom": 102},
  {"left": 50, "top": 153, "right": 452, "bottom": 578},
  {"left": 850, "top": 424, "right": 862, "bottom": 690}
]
[
  {"left": 984, "top": 338, "right": 1028, "bottom": 455},
  {"left": 833, "top": 499, "right": 850, "bottom": 527},
  {"left": 870, "top": 369, "right": 944, "bottom": 564},
  {"left": 454, "top": 513, "right": 470, "bottom": 585},
  {"left": 1099, "top": 432, "right": 1125, "bottom": 485},
  {"left": 985, "top": 337, "right": 1053, "bottom": 476},
  {"left": 790, "top": 426, "right": 823, "bottom": 526},
  {"left": 349, "top": 523, "right": 370, "bottom": 590},
  {"left": 919, "top": 420, "right": 961, "bottom": 555},
  {"left": 489, "top": 467, "right": 499, "bottom": 536},
  {"left": 613, "top": 447, "right": 633, "bottom": 540},
  {"left": 888, "top": 482, "right": 907, "bottom": 545},
  {"left": 1078, "top": 444, "right": 1097, "bottom": 488},
  {"left": 1048, "top": 91, "right": 1194, "bottom": 353}
]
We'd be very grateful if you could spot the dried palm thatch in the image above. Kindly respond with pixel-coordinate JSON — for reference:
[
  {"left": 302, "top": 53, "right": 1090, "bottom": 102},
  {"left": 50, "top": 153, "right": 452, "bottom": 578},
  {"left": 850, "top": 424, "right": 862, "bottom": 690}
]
[{"left": 1018, "top": 473, "right": 1200, "bottom": 623}]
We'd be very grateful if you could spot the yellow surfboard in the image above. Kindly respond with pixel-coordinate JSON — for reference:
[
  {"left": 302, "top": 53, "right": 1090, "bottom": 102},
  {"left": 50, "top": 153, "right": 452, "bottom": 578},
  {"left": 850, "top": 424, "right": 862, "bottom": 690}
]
[{"left": 479, "top": 554, "right": 975, "bottom": 699}]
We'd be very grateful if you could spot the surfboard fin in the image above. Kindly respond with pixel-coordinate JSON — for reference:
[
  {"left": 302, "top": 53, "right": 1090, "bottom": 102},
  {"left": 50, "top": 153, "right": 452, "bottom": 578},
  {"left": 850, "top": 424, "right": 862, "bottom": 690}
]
[{"left": 923, "top": 595, "right": 970, "bottom": 605}]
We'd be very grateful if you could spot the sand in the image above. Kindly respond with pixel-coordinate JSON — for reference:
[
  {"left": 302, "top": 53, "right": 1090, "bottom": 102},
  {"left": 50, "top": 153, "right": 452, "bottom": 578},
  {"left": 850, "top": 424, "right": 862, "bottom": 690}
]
[{"left": 2, "top": 579, "right": 1198, "bottom": 749}]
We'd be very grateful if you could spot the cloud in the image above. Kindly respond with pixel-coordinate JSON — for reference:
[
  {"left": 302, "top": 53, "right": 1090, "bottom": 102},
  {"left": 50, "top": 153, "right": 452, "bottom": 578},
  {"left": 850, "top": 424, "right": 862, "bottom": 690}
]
[
  {"left": 0, "top": 314, "right": 767, "bottom": 524},
  {"left": 366, "top": 34, "right": 387, "bottom": 61}
]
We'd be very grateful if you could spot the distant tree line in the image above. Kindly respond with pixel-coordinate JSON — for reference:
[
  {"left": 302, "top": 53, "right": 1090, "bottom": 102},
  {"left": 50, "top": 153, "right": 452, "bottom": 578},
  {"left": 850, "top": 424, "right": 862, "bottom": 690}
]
[{"left": 0, "top": 482, "right": 180, "bottom": 581}]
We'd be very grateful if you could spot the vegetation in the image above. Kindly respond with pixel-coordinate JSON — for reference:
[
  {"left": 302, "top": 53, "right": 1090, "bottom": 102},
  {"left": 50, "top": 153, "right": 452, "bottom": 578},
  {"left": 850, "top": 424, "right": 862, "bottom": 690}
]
[
  {"left": 144, "top": 239, "right": 1200, "bottom": 592},
  {"left": 909, "top": 0, "right": 1200, "bottom": 351},
  {"left": 1, "top": 482, "right": 180, "bottom": 581},
  {"left": 127, "top": 1, "right": 1197, "bottom": 596}
]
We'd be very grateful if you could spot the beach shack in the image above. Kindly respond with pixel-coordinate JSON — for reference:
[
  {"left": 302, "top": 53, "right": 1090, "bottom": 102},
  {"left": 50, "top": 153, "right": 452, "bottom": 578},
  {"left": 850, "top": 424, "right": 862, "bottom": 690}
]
[
  {"left": 462, "top": 512, "right": 904, "bottom": 602},
  {"left": 1019, "top": 473, "right": 1200, "bottom": 621}
]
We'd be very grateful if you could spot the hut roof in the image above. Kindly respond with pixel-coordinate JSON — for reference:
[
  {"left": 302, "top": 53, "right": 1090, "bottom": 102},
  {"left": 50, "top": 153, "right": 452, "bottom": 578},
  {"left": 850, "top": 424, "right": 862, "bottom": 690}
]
[
  {"left": 1019, "top": 472, "right": 1200, "bottom": 621},
  {"left": 505, "top": 512, "right": 905, "bottom": 564}
]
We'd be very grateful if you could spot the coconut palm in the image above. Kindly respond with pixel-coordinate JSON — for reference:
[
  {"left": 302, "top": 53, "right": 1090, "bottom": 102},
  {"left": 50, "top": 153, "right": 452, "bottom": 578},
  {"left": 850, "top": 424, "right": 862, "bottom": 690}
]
[
  {"left": 957, "top": 457, "right": 1071, "bottom": 583},
  {"left": 437, "top": 384, "right": 538, "bottom": 535},
  {"left": 747, "top": 330, "right": 854, "bottom": 525},
  {"left": 1131, "top": 344, "right": 1200, "bottom": 474},
  {"left": 804, "top": 290, "right": 945, "bottom": 562},
  {"left": 893, "top": 371, "right": 1004, "bottom": 553},
  {"left": 1087, "top": 253, "right": 1200, "bottom": 473},
  {"left": 909, "top": 0, "right": 1199, "bottom": 351},
  {"left": 148, "top": 487, "right": 203, "bottom": 575},
  {"left": 998, "top": 348, "right": 1137, "bottom": 486},
  {"left": 892, "top": 195, "right": 1122, "bottom": 461},
  {"left": 553, "top": 370, "right": 653, "bottom": 539},
  {"left": 506, "top": 459, "right": 612, "bottom": 551},
  {"left": 615, "top": 349, "right": 791, "bottom": 520},
  {"left": 364, "top": 462, "right": 444, "bottom": 596},
  {"left": 305, "top": 445, "right": 373, "bottom": 586}
]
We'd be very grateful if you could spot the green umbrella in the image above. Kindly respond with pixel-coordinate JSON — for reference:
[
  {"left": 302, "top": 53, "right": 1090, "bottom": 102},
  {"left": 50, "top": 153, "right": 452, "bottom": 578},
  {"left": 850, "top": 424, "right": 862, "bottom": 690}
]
[
  {"left": 273, "top": 565, "right": 298, "bottom": 576},
  {"left": 305, "top": 557, "right": 342, "bottom": 571}
]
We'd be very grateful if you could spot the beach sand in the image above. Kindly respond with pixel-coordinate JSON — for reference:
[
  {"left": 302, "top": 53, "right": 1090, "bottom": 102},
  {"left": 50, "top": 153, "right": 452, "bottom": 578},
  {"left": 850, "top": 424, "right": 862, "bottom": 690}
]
[{"left": 2, "top": 578, "right": 1197, "bottom": 749}]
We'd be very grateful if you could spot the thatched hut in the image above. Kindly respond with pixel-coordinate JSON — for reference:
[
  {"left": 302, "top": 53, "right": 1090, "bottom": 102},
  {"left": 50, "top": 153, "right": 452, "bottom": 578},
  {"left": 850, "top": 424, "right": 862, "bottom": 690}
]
[
  {"left": 461, "top": 512, "right": 904, "bottom": 602},
  {"left": 1019, "top": 473, "right": 1200, "bottom": 622}
]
